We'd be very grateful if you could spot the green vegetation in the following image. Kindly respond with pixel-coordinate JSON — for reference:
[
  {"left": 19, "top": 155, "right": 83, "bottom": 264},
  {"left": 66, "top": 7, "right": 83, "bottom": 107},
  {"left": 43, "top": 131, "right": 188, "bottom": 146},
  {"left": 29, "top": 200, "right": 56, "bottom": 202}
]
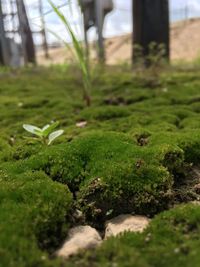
[
  {"left": 1, "top": 65, "right": 200, "bottom": 266},
  {"left": 23, "top": 122, "right": 64, "bottom": 145},
  {"left": 48, "top": 0, "right": 92, "bottom": 106},
  {"left": 0, "top": 168, "right": 72, "bottom": 267}
]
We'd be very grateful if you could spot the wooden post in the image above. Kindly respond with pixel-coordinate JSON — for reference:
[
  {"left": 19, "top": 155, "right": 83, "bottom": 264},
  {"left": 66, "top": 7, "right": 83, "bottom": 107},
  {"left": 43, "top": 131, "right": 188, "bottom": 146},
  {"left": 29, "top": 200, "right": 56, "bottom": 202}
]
[
  {"left": 83, "top": 16, "right": 89, "bottom": 59},
  {"left": 10, "top": 0, "right": 16, "bottom": 37},
  {"left": 16, "top": 0, "right": 36, "bottom": 64},
  {"left": 95, "top": 0, "right": 105, "bottom": 62},
  {"left": 132, "top": 0, "right": 169, "bottom": 66},
  {"left": 38, "top": 0, "right": 49, "bottom": 59},
  {"left": 0, "top": 0, "right": 10, "bottom": 65}
]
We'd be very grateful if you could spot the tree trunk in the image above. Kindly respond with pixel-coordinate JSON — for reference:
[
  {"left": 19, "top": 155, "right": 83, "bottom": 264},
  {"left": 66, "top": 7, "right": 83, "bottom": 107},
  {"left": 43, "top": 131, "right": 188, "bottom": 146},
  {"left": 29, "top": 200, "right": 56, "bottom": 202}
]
[
  {"left": 0, "top": 1, "right": 9, "bottom": 65},
  {"left": 38, "top": 0, "right": 49, "bottom": 59},
  {"left": 16, "top": 0, "right": 36, "bottom": 64},
  {"left": 95, "top": 0, "right": 105, "bottom": 63},
  {"left": 132, "top": 0, "right": 169, "bottom": 66}
]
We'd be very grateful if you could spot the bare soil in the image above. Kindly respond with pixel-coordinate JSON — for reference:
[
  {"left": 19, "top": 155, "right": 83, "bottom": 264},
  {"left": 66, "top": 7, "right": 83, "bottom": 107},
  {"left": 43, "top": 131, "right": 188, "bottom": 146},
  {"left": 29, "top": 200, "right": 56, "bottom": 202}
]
[{"left": 37, "top": 18, "right": 200, "bottom": 65}]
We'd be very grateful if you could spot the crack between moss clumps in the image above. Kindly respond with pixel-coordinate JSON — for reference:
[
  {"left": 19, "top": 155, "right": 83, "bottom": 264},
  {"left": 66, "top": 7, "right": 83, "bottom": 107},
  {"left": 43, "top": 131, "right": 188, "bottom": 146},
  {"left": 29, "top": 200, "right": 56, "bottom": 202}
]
[{"left": 172, "top": 165, "right": 200, "bottom": 204}]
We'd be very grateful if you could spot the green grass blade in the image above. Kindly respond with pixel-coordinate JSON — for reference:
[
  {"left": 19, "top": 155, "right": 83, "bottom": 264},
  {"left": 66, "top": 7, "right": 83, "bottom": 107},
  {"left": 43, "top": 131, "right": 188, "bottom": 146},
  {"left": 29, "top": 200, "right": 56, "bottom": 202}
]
[{"left": 48, "top": 0, "right": 91, "bottom": 105}]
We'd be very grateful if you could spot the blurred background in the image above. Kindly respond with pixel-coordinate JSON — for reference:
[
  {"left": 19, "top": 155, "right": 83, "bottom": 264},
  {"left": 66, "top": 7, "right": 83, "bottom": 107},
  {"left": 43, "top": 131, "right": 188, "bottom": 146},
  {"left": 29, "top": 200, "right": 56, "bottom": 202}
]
[{"left": 1, "top": 0, "right": 200, "bottom": 66}]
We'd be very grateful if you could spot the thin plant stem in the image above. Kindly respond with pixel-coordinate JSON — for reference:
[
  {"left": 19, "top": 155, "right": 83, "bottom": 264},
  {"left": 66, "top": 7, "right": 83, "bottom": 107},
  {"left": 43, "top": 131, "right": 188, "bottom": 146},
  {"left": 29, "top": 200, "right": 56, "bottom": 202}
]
[{"left": 48, "top": 0, "right": 91, "bottom": 106}]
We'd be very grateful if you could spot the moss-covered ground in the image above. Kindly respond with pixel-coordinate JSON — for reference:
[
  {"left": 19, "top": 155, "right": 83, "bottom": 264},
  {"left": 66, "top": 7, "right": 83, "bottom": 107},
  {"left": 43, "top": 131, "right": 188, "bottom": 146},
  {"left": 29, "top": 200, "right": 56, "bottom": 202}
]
[{"left": 1, "top": 65, "right": 200, "bottom": 266}]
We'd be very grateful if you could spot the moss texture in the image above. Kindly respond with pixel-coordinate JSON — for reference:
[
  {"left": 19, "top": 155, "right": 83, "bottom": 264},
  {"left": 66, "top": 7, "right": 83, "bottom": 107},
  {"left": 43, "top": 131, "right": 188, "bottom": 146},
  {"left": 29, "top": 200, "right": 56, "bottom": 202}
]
[{"left": 1, "top": 66, "right": 200, "bottom": 266}]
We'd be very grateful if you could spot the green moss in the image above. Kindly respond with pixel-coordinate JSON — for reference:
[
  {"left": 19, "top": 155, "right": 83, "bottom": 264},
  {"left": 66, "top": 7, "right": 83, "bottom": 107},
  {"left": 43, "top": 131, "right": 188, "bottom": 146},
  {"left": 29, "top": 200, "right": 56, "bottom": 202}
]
[
  {"left": 1, "top": 66, "right": 200, "bottom": 266},
  {"left": 9, "top": 131, "right": 176, "bottom": 223},
  {"left": 1, "top": 130, "right": 182, "bottom": 225},
  {"left": 69, "top": 132, "right": 173, "bottom": 222},
  {"left": 0, "top": 138, "right": 11, "bottom": 161},
  {"left": 78, "top": 106, "right": 131, "bottom": 121},
  {"left": 0, "top": 169, "right": 72, "bottom": 267}
]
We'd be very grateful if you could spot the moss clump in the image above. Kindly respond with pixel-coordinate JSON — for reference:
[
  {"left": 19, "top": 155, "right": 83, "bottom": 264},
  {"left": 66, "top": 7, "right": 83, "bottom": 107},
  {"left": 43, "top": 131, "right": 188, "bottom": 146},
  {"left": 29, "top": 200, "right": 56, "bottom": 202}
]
[
  {"left": 177, "top": 131, "right": 200, "bottom": 164},
  {"left": 11, "top": 141, "right": 43, "bottom": 161},
  {"left": 2, "top": 66, "right": 200, "bottom": 266},
  {"left": 0, "top": 138, "right": 12, "bottom": 161},
  {"left": 1, "top": 131, "right": 178, "bottom": 225},
  {"left": 16, "top": 131, "right": 176, "bottom": 224},
  {"left": 78, "top": 106, "right": 131, "bottom": 121},
  {"left": 0, "top": 169, "right": 72, "bottom": 267},
  {"left": 70, "top": 132, "right": 173, "bottom": 222},
  {"left": 4, "top": 128, "right": 199, "bottom": 226}
]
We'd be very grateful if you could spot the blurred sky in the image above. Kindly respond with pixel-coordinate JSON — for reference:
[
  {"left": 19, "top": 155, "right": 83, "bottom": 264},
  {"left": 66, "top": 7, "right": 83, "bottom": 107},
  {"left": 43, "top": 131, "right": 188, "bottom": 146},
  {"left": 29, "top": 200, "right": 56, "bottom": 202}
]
[{"left": 24, "top": 0, "right": 200, "bottom": 44}]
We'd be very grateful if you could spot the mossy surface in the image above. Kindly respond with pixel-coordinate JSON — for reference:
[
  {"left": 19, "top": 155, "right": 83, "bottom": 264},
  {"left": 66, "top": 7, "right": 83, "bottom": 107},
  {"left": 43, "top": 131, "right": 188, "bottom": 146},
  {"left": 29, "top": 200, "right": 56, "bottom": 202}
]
[
  {"left": 1, "top": 66, "right": 200, "bottom": 266},
  {"left": 0, "top": 169, "right": 72, "bottom": 267}
]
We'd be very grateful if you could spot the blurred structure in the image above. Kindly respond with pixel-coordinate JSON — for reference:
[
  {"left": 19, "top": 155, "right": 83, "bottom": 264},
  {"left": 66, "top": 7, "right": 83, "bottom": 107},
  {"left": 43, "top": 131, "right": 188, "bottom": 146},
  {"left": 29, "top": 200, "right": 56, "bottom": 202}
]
[
  {"left": 0, "top": 0, "right": 36, "bottom": 66},
  {"left": 38, "top": 0, "right": 49, "bottom": 59},
  {"left": 2, "top": 0, "right": 200, "bottom": 67},
  {"left": 132, "top": 0, "right": 169, "bottom": 66},
  {"left": 80, "top": 0, "right": 114, "bottom": 61},
  {"left": 16, "top": 0, "right": 36, "bottom": 64},
  {"left": 0, "top": 1, "right": 9, "bottom": 65}
]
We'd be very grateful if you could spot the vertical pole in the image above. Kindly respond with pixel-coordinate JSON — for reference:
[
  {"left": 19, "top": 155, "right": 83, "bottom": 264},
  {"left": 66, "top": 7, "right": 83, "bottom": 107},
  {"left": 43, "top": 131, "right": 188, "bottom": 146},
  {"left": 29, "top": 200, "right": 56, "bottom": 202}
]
[
  {"left": 83, "top": 16, "right": 89, "bottom": 59},
  {"left": 185, "top": 0, "right": 189, "bottom": 23},
  {"left": 10, "top": 0, "right": 16, "bottom": 39},
  {"left": 132, "top": 0, "right": 170, "bottom": 66},
  {"left": 95, "top": 0, "right": 105, "bottom": 62},
  {"left": 38, "top": 0, "right": 49, "bottom": 58},
  {"left": 132, "top": 0, "right": 137, "bottom": 65},
  {"left": 0, "top": 0, "right": 9, "bottom": 65},
  {"left": 79, "top": 1, "right": 89, "bottom": 58},
  {"left": 16, "top": 0, "right": 36, "bottom": 64}
]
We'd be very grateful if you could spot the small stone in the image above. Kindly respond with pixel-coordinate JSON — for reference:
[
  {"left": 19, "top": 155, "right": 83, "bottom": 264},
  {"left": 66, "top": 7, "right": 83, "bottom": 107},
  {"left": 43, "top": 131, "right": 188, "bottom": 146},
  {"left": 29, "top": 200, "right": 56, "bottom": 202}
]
[
  {"left": 105, "top": 214, "right": 150, "bottom": 239},
  {"left": 174, "top": 248, "right": 180, "bottom": 254},
  {"left": 56, "top": 226, "right": 102, "bottom": 258},
  {"left": 194, "top": 183, "right": 200, "bottom": 194},
  {"left": 73, "top": 209, "right": 83, "bottom": 220},
  {"left": 9, "top": 136, "right": 15, "bottom": 146},
  {"left": 162, "top": 87, "right": 168, "bottom": 93},
  {"left": 76, "top": 121, "right": 87, "bottom": 128},
  {"left": 145, "top": 233, "right": 152, "bottom": 243},
  {"left": 17, "top": 102, "right": 23, "bottom": 107},
  {"left": 41, "top": 255, "right": 46, "bottom": 261},
  {"left": 191, "top": 200, "right": 200, "bottom": 205}
]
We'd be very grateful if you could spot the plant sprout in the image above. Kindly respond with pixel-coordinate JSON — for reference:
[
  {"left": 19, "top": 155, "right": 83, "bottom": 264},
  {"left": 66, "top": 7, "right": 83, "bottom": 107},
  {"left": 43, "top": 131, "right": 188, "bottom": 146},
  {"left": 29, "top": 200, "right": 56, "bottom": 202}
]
[
  {"left": 23, "top": 122, "right": 64, "bottom": 145},
  {"left": 48, "top": 0, "right": 91, "bottom": 106}
]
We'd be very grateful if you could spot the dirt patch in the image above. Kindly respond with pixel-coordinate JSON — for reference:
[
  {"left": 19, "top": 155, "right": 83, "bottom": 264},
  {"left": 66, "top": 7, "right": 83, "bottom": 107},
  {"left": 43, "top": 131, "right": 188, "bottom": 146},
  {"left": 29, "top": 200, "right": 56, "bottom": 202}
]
[
  {"left": 173, "top": 166, "right": 200, "bottom": 203},
  {"left": 37, "top": 18, "right": 200, "bottom": 65}
]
